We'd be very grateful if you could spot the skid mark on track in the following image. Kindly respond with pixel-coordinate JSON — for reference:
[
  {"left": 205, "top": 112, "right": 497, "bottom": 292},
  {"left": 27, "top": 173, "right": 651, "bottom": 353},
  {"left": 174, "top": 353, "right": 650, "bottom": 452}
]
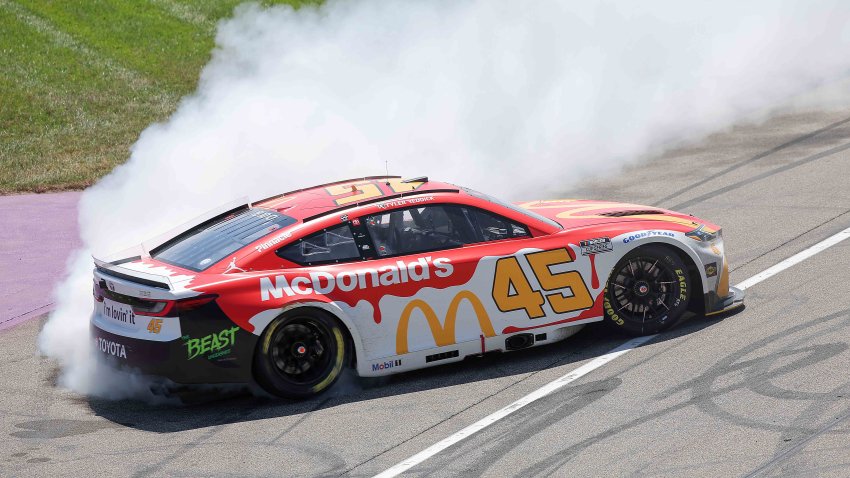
[
  {"left": 341, "top": 351, "right": 587, "bottom": 476},
  {"left": 267, "top": 397, "right": 332, "bottom": 444},
  {"left": 423, "top": 378, "right": 622, "bottom": 478},
  {"left": 11, "top": 419, "right": 118, "bottom": 439},
  {"left": 668, "top": 141, "right": 850, "bottom": 210},
  {"left": 653, "top": 115, "right": 850, "bottom": 206},
  {"left": 427, "top": 308, "right": 850, "bottom": 477}
]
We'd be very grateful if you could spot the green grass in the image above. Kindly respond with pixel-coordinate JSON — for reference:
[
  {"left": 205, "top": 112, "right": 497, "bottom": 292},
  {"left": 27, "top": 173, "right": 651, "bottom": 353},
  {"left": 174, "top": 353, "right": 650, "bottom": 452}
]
[{"left": 0, "top": 0, "right": 319, "bottom": 194}]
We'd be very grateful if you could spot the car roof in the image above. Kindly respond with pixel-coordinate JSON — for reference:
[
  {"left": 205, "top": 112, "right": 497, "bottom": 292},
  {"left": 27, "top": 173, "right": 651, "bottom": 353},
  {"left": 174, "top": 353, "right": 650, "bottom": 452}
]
[{"left": 253, "top": 176, "right": 465, "bottom": 222}]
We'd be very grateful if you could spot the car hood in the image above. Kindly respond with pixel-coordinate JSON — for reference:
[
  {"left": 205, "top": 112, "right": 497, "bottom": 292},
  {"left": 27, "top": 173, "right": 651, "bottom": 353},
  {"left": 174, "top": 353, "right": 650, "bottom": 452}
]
[{"left": 517, "top": 199, "right": 718, "bottom": 232}]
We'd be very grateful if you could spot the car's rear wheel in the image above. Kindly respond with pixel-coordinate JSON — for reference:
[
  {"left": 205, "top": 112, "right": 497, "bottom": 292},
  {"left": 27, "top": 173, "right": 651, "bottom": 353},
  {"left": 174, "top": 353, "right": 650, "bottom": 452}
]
[
  {"left": 603, "top": 245, "right": 691, "bottom": 335},
  {"left": 254, "top": 309, "right": 349, "bottom": 399}
]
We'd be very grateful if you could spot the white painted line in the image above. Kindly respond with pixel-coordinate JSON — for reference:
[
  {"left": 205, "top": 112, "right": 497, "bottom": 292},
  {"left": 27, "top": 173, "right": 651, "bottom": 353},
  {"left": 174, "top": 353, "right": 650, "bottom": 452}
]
[
  {"left": 373, "top": 335, "right": 655, "bottom": 478},
  {"left": 374, "top": 224, "right": 850, "bottom": 478},
  {"left": 736, "top": 225, "right": 850, "bottom": 290}
]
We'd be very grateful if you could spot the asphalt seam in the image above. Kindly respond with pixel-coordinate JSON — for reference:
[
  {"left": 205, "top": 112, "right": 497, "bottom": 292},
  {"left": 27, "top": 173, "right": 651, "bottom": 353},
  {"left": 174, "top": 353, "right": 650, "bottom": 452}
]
[
  {"left": 668, "top": 140, "right": 850, "bottom": 210},
  {"left": 2, "top": 303, "right": 54, "bottom": 324},
  {"left": 730, "top": 208, "right": 850, "bottom": 274},
  {"left": 743, "top": 396, "right": 850, "bottom": 477},
  {"left": 652, "top": 114, "right": 850, "bottom": 207}
]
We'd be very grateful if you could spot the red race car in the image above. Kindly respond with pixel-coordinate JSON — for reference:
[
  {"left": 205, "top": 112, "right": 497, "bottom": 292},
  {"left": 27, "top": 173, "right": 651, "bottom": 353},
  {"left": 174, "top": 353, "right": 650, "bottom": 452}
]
[{"left": 91, "top": 176, "right": 743, "bottom": 398}]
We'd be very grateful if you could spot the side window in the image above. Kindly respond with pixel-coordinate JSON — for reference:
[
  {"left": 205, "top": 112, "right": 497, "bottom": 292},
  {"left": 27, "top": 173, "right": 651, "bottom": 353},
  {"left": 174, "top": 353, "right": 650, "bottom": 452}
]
[
  {"left": 467, "top": 208, "right": 530, "bottom": 242},
  {"left": 277, "top": 224, "right": 361, "bottom": 265},
  {"left": 364, "top": 204, "right": 477, "bottom": 257}
]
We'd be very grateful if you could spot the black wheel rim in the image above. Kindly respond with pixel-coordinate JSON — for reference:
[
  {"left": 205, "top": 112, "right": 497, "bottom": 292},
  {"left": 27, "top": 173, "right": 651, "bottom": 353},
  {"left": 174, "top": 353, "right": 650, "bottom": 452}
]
[
  {"left": 610, "top": 256, "right": 678, "bottom": 324},
  {"left": 269, "top": 318, "right": 335, "bottom": 385}
]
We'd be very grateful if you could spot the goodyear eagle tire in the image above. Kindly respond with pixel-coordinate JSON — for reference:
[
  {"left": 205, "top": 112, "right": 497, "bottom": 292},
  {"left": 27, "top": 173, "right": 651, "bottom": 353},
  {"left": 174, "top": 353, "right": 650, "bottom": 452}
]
[
  {"left": 254, "top": 309, "right": 349, "bottom": 399},
  {"left": 603, "top": 245, "right": 690, "bottom": 335}
]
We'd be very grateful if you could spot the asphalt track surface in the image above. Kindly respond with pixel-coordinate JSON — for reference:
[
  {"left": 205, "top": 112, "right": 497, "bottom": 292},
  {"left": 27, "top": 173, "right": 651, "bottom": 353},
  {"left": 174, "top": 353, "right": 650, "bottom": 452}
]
[{"left": 3, "top": 107, "right": 850, "bottom": 477}]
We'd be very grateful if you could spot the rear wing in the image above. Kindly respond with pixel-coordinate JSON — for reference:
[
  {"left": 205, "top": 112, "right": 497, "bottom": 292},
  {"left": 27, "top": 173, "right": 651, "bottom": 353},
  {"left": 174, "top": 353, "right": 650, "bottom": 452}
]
[{"left": 93, "top": 254, "right": 174, "bottom": 290}]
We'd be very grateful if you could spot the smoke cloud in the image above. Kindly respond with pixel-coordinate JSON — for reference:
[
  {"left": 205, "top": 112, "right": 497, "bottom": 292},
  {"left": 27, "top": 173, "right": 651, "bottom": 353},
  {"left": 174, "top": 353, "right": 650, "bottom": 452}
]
[{"left": 39, "top": 0, "right": 850, "bottom": 399}]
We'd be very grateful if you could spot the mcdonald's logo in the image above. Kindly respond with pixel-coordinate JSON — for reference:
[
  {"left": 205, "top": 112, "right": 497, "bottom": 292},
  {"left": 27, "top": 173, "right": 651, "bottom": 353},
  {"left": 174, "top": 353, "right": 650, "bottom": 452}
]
[{"left": 396, "top": 290, "right": 496, "bottom": 355}]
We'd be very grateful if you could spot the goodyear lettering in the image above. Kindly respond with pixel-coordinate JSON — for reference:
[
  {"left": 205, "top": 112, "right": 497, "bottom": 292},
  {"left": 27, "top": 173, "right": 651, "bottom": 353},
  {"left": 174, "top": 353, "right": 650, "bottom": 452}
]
[
  {"left": 95, "top": 337, "right": 128, "bottom": 359},
  {"left": 371, "top": 359, "right": 402, "bottom": 372},
  {"left": 260, "top": 256, "right": 453, "bottom": 301},
  {"left": 185, "top": 326, "right": 240, "bottom": 360},
  {"left": 622, "top": 231, "right": 676, "bottom": 243},
  {"left": 603, "top": 294, "right": 624, "bottom": 326}
]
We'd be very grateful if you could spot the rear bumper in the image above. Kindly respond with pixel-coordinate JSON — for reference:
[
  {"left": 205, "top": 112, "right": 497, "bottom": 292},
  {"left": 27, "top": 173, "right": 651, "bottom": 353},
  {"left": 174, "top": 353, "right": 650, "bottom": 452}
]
[
  {"left": 91, "top": 305, "right": 258, "bottom": 385},
  {"left": 705, "top": 286, "right": 745, "bottom": 316}
]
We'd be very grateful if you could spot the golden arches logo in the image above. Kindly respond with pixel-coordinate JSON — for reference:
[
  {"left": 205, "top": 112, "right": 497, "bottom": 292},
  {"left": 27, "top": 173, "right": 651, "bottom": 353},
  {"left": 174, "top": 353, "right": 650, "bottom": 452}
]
[{"left": 396, "top": 290, "right": 495, "bottom": 355}]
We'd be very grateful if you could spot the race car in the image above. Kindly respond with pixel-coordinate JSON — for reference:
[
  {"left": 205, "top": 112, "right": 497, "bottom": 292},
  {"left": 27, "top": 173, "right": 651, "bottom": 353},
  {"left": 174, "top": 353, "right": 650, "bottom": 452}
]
[{"left": 91, "top": 176, "right": 744, "bottom": 398}]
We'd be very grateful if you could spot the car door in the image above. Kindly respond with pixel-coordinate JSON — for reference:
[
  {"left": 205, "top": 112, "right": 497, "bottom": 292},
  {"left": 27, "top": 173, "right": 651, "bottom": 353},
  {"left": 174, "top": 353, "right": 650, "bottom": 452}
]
[{"left": 354, "top": 202, "right": 538, "bottom": 359}]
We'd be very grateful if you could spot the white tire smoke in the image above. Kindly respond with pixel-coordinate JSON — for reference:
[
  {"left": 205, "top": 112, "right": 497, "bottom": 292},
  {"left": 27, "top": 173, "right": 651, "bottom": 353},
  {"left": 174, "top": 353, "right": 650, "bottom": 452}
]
[{"left": 39, "top": 0, "right": 850, "bottom": 399}]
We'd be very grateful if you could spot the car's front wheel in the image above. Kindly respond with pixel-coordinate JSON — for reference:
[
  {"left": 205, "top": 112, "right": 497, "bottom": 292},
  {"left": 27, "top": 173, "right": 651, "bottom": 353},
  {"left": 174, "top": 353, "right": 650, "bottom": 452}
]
[
  {"left": 254, "top": 309, "right": 349, "bottom": 399},
  {"left": 603, "top": 245, "right": 691, "bottom": 335}
]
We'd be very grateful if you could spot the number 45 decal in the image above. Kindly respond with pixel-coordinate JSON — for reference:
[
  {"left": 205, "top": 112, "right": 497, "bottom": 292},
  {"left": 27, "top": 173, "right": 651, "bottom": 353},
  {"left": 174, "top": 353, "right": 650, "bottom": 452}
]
[
  {"left": 147, "top": 318, "right": 163, "bottom": 334},
  {"left": 492, "top": 248, "right": 593, "bottom": 319}
]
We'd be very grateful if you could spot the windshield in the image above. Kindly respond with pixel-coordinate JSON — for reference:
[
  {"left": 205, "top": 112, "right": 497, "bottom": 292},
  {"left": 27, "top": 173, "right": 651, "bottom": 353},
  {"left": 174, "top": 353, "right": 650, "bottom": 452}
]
[
  {"left": 461, "top": 187, "right": 563, "bottom": 230},
  {"left": 153, "top": 208, "right": 296, "bottom": 271}
]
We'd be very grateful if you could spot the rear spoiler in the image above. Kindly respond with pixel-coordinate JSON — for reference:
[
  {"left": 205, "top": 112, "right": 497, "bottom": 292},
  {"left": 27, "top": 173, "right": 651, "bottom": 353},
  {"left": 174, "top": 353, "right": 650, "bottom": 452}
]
[
  {"left": 93, "top": 254, "right": 174, "bottom": 290},
  {"left": 92, "top": 197, "right": 251, "bottom": 290}
]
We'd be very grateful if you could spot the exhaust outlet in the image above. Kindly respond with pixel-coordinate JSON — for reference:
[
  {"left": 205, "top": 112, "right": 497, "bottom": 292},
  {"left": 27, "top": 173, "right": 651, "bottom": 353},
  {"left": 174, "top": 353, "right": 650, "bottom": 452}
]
[{"left": 505, "top": 333, "right": 534, "bottom": 351}]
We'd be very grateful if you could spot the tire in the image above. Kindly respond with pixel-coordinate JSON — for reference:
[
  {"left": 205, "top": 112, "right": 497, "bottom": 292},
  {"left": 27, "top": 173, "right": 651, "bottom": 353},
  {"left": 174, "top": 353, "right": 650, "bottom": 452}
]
[
  {"left": 254, "top": 309, "right": 349, "bottom": 399},
  {"left": 603, "top": 245, "right": 691, "bottom": 335}
]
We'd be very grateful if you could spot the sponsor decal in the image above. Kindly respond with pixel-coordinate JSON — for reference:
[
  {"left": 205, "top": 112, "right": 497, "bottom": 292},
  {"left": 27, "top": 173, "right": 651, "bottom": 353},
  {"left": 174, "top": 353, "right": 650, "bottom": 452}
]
[
  {"left": 107, "top": 281, "right": 115, "bottom": 291},
  {"left": 146, "top": 318, "right": 163, "bottom": 334},
  {"left": 396, "top": 291, "right": 495, "bottom": 354},
  {"left": 95, "top": 337, "right": 127, "bottom": 359},
  {"left": 604, "top": 295, "right": 624, "bottom": 326},
  {"left": 686, "top": 224, "right": 717, "bottom": 242},
  {"left": 254, "top": 231, "right": 292, "bottom": 253},
  {"left": 260, "top": 256, "right": 454, "bottom": 301},
  {"left": 376, "top": 195, "right": 435, "bottom": 210},
  {"left": 579, "top": 237, "right": 613, "bottom": 255},
  {"left": 103, "top": 302, "right": 136, "bottom": 325},
  {"left": 340, "top": 214, "right": 349, "bottom": 222},
  {"left": 224, "top": 256, "right": 246, "bottom": 273},
  {"left": 705, "top": 262, "right": 718, "bottom": 277},
  {"left": 371, "top": 359, "right": 402, "bottom": 372},
  {"left": 710, "top": 244, "right": 722, "bottom": 255},
  {"left": 184, "top": 326, "right": 240, "bottom": 360},
  {"left": 492, "top": 248, "right": 593, "bottom": 319},
  {"left": 622, "top": 230, "right": 676, "bottom": 243},
  {"left": 352, "top": 218, "right": 361, "bottom": 226},
  {"left": 675, "top": 268, "right": 687, "bottom": 305}
]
